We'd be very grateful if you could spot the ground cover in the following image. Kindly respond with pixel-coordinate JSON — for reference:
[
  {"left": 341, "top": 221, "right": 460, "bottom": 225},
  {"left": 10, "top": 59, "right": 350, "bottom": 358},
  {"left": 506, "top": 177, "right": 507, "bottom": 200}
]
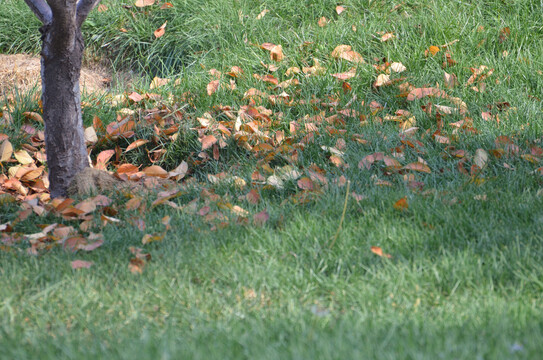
[{"left": 1, "top": 0, "right": 543, "bottom": 358}]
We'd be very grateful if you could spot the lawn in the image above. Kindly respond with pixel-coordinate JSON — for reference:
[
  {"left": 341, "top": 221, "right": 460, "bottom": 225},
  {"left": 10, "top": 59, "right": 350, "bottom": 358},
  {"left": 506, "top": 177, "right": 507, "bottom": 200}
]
[{"left": 1, "top": 0, "right": 543, "bottom": 358}]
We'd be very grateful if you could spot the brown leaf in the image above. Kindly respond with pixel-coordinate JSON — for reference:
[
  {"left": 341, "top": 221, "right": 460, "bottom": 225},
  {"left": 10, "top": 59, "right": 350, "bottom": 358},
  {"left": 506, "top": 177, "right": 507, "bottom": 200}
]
[
  {"left": 23, "top": 111, "right": 43, "bottom": 123},
  {"left": 154, "top": 21, "right": 167, "bottom": 38},
  {"left": 143, "top": 165, "right": 168, "bottom": 178},
  {"left": 207, "top": 79, "right": 220, "bottom": 95},
  {"left": 200, "top": 134, "right": 218, "bottom": 150},
  {"left": 331, "top": 67, "right": 356, "bottom": 80},
  {"left": 297, "top": 177, "right": 315, "bottom": 190},
  {"left": 71, "top": 260, "right": 93, "bottom": 269},
  {"left": 393, "top": 197, "right": 408, "bottom": 211},
  {"left": 270, "top": 45, "right": 284, "bottom": 61},
  {"left": 128, "top": 92, "right": 143, "bottom": 102},
  {"left": 0, "top": 140, "right": 12, "bottom": 163},
  {"left": 404, "top": 162, "right": 431, "bottom": 173},
  {"left": 125, "top": 139, "right": 149, "bottom": 152}
]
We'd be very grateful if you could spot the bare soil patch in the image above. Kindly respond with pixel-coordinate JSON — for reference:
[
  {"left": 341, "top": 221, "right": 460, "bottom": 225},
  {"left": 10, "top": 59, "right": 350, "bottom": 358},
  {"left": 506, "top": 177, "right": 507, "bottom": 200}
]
[{"left": 0, "top": 54, "right": 110, "bottom": 96}]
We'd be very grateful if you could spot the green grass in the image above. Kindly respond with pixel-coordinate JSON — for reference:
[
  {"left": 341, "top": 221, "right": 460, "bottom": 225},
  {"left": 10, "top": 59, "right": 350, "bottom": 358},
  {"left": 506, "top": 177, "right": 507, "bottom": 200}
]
[{"left": 1, "top": 0, "right": 543, "bottom": 358}]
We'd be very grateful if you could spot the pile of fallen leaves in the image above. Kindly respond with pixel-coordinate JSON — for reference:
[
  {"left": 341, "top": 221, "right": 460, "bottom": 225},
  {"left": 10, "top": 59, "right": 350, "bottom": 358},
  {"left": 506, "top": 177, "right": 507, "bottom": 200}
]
[{"left": 1, "top": 2, "right": 542, "bottom": 271}]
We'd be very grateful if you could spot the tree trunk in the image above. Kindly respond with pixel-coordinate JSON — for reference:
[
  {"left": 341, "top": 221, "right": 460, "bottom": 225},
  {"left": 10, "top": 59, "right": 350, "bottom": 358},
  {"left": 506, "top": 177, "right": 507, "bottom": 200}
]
[
  {"left": 24, "top": 0, "right": 100, "bottom": 198},
  {"left": 40, "top": 11, "right": 89, "bottom": 198}
]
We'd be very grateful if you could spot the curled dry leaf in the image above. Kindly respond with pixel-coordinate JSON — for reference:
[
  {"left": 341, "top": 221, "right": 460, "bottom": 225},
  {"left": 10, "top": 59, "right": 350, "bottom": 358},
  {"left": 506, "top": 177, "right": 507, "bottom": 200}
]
[{"left": 154, "top": 21, "right": 167, "bottom": 38}]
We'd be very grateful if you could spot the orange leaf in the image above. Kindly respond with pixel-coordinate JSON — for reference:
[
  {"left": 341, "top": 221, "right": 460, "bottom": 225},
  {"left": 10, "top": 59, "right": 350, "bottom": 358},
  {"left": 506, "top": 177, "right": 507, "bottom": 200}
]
[
  {"left": 125, "top": 139, "right": 149, "bottom": 152},
  {"left": 160, "top": 2, "right": 173, "bottom": 9},
  {"left": 200, "top": 135, "right": 218, "bottom": 150},
  {"left": 428, "top": 45, "right": 440, "bottom": 56},
  {"left": 336, "top": 5, "right": 346, "bottom": 14},
  {"left": 128, "top": 92, "right": 143, "bottom": 102},
  {"left": 371, "top": 246, "right": 392, "bottom": 258},
  {"left": 393, "top": 197, "right": 408, "bottom": 211},
  {"left": 207, "top": 79, "right": 220, "bottom": 95},
  {"left": 270, "top": 45, "right": 284, "bottom": 61},
  {"left": 154, "top": 21, "right": 167, "bottom": 38},
  {"left": 23, "top": 111, "right": 43, "bottom": 123},
  {"left": 143, "top": 165, "right": 168, "bottom": 178}
]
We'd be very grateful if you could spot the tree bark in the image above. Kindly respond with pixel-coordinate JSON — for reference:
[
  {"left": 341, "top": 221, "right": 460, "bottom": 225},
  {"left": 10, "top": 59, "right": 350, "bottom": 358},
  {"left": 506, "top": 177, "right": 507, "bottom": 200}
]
[
  {"left": 41, "top": 19, "right": 89, "bottom": 198},
  {"left": 24, "top": 0, "right": 101, "bottom": 197}
]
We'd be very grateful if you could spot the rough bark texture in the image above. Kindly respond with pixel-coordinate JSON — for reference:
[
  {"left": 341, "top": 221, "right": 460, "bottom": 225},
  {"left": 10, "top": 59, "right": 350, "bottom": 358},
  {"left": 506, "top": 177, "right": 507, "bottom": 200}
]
[
  {"left": 23, "top": 0, "right": 101, "bottom": 197},
  {"left": 41, "top": 18, "right": 89, "bottom": 198}
]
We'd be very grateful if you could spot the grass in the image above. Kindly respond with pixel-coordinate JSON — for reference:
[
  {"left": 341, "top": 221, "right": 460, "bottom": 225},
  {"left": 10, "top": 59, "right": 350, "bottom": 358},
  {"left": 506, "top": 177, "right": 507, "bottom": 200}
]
[{"left": 1, "top": 0, "right": 543, "bottom": 358}]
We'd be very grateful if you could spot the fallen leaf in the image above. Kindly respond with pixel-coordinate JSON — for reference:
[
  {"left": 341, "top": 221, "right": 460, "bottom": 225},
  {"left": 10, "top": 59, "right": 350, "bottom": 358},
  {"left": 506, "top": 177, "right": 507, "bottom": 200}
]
[
  {"left": 207, "top": 79, "right": 220, "bottom": 95},
  {"left": 474, "top": 149, "right": 489, "bottom": 169},
  {"left": 200, "top": 134, "right": 218, "bottom": 150},
  {"left": 0, "top": 140, "right": 12, "bottom": 162},
  {"left": 336, "top": 5, "right": 346, "bottom": 14},
  {"left": 253, "top": 210, "right": 269, "bottom": 226},
  {"left": 256, "top": 9, "right": 269, "bottom": 19},
  {"left": 318, "top": 16, "right": 328, "bottom": 27},
  {"left": 71, "top": 260, "right": 93, "bottom": 269},
  {"left": 154, "top": 21, "right": 167, "bottom": 38},
  {"left": 371, "top": 246, "right": 392, "bottom": 258},
  {"left": 404, "top": 162, "right": 431, "bottom": 173},
  {"left": 393, "top": 197, "right": 408, "bottom": 211}
]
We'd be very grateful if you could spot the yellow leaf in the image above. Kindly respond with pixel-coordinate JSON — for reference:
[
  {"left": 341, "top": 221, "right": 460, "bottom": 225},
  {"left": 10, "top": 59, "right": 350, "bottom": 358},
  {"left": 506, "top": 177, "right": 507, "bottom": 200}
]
[
  {"left": 0, "top": 140, "right": 13, "bottom": 162},
  {"left": 428, "top": 45, "right": 440, "bottom": 56},
  {"left": 13, "top": 150, "right": 33, "bottom": 165}
]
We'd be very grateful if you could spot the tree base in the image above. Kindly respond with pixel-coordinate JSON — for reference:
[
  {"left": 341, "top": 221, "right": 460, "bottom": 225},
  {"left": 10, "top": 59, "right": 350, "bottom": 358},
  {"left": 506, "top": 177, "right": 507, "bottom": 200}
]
[{"left": 66, "top": 168, "right": 176, "bottom": 197}]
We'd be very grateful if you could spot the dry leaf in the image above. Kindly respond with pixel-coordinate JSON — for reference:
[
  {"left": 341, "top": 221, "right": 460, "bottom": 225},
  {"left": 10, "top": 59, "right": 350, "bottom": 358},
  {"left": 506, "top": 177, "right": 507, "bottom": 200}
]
[
  {"left": 71, "top": 260, "right": 93, "bottom": 269},
  {"left": 154, "top": 21, "right": 167, "bottom": 38},
  {"left": 256, "top": 9, "right": 269, "bottom": 19},
  {"left": 0, "top": 140, "right": 12, "bottom": 162},
  {"left": 207, "top": 79, "right": 220, "bottom": 95},
  {"left": 336, "top": 5, "right": 346, "bottom": 14},
  {"left": 474, "top": 149, "right": 489, "bottom": 169},
  {"left": 393, "top": 197, "right": 408, "bottom": 210},
  {"left": 371, "top": 246, "right": 392, "bottom": 258}
]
